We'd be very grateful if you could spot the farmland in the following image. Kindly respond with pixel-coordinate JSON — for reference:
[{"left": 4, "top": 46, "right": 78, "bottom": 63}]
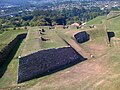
[{"left": 1, "top": 11, "right": 120, "bottom": 90}]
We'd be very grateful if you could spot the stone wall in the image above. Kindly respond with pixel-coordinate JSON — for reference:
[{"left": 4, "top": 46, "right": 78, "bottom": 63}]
[
  {"left": 0, "top": 34, "right": 27, "bottom": 66},
  {"left": 18, "top": 47, "right": 86, "bottom": 83}
]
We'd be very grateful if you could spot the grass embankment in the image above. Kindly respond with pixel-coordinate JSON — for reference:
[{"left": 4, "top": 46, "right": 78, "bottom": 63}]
[
  {"left": 0, "top": 29, "right": 28, "bottom": 89},
  {"left": 0, "top": 30, "right": 27, "bottom": 50},
  {"left": 86, "top": 16, "right": 107, "bottom": 25},
  {"left": 0, "top": 27, "right": 69, "bottom": 89},
  {"left": 23, "top": 13, "right": 120, "bottom": 90},
  {"left": 21, "top": 27, "right": 68, "bottom": 57},
  {"left": 107, "top": 15, "right": 120, "bottom": 37},
  {"left": 1, "top": 12, "right": 120, "bottom": 90},
  {"left": 24, "top": 13, "right": 120, "bottom": 90}
]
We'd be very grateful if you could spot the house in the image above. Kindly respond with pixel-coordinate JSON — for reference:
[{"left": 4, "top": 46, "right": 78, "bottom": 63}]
[
  {"left": 71, "top": 23, "right": 80, "bottom": 27},
  {"left": 54, "top": 25, "right": 64, "bottom": 29}
]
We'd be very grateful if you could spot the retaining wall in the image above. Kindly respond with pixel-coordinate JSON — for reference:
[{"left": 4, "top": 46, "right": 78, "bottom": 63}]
[
  {"left": 74, "top": 31, "right": 90, "bottom": 43},
  {"left": 18, "top": 47, "right": 86, "bottom": 83},
  {"left": 0, "top": 34, "right": 27, "bottom": 66}
]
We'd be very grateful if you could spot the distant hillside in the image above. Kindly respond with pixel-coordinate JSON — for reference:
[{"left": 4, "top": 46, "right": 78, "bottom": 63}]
[
  {"left": 0, "top": 0, "right": 118, "bottom": 5},
  {"left": 0, "top": 0, "right": 28, "bottom": 4},
  {"left": 86, "top": 16, "right": 107, "bottom": 25}
]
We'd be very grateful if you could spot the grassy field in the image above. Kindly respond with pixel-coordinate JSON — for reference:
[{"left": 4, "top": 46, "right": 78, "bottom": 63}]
[
  {"left": 0, "top": 29, "right": 28, "bottom": 89},
  {"left": 0, "top": 30, "right": 27, "bottom": 50},
  {"left": 1, "top": 12, "right": 120, "bottom": 90},
  {"left": 107, "top": 15, "right": 120, "bottom": 37},
  {"left": 21, "top": 27, "right": 68, "bottom": 57},
  {"left": 86, "top": 16, "right": 107, "bottom": 25}
]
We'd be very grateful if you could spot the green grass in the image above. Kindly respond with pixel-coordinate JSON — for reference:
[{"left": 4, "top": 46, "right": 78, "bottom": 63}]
[
  {"left": 0, "top": 38, "right": 25, "bottom": 89},
  {"left": 86, "top": 10, "right": 120, "bottom": 38},
  {"left": 87, "top": 24, "right": 108, "bottom": 44},
  {"left": 86, "top": 16, "right": 107, "bottom": 25},
  {"left": 107, "top": 11, "right": 120, "bottom": 18},
  {"left": 1, "top": 13, "right": 120, "bottom": 90},
  {"left": 0, "top": 30, "right": 27, "bottom": 50},
  {"left": 0, "top": 29, "right": 28, "bottom": 89},
  {"left": 0, "top": 30, "right": 4, "bottom": 34},
  {"left": 0, "top": 27, "right": 72, "bottom": 89},
  {"left": 21, "top": 27, "right": 68, "bottom": 57},
  {"left": 107, "top": 15, "right": 120, "bottom": 37},
  {"left": 41, "top": 30, "right": 67, "bottom": 49}
]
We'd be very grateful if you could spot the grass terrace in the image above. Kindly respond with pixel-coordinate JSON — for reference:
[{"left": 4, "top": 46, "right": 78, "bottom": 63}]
[
  {"left": 0, "top": 29, "right": 28, "bottom": 50},
  {"left": 21, "top": 27, "right": 68, "bottom": 57},
  {"left": 86, "top": 16, "right": 107, "bottom": 25},
  {"left": 1, "top": 11, "right": 120, "bottom": 89}
]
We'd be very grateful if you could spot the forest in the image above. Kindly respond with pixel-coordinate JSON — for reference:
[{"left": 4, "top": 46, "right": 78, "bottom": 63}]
[{"left": 0, "top": 6, "right": 110, "bottom": 31}]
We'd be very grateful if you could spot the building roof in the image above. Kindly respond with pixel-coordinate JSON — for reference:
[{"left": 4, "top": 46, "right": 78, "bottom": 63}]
[{"left": 71, "top": 23, "right": 80, "bottom": 27}]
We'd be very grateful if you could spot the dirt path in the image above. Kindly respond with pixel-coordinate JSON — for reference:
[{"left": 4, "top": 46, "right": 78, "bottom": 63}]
[
  {"left": 63, "top": 30, "right": 93, "bottom": 59},
  {"left": 112, "top": 37, "right": 120, "bottom": 48},
  {"left": 26, "top": 53, "right": 110, "bottom": 90}
]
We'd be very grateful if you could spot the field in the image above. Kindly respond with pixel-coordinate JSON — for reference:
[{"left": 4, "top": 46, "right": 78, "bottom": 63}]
[
  {"left": 21, "top": 27, "right": 68, "bottom": 57},
  {"left": 1, "top": 11, "right": 120, "bottom": 90},
  {"left": 0, "top": 30, "right": 27, "bottom": 50},
  {"left": 86, "top": 16, "right": 107, "bottom": 25},
  {"left": 0, "top": 29, "right": 28, "bottom": 89}
]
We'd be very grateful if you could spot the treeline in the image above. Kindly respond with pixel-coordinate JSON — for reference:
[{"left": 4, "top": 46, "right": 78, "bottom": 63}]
[{"left": 0, "top": 7, "right": 110, "bottom": 29}]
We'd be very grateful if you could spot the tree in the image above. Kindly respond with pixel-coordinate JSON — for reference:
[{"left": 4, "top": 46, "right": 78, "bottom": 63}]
[{"left": 74, "top": 16, "right": 79, "bottom": 22}]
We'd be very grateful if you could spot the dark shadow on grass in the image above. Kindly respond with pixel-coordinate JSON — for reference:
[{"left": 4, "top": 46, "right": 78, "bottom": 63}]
[
  {"left": 107, "top": 32, "right": 115, "bottom": 42},
  {"left": 0, "top": 35, "right": 26, "bottom": 78}
]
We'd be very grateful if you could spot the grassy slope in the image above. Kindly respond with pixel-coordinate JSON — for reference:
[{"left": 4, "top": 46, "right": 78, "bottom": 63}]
[
  {"left": 1, "top": 12, "right": 120, "bottom": 90},
  {"left": 107, "top": 15, "right": 120, "bottom": 37},
  {"left": 0, "top": 29, "right": 27, "bottom": 89},
  {"left": 0, "top": 30, "right": 27, "bottom": 50},
  {"left": 86, "top": 12, "right": 120, "bottom": 89},
  {"left": 21, "top": 27, "right": 68, "bottom": 57},
  {"left": 0, "top": 27, "right": 68, "bottom": 89},
  {"left": 0, "top": 39, "right": 24, "bottom": 89},
  {"left": 86, "top": 16, "right": 107, "bottom": 25}
]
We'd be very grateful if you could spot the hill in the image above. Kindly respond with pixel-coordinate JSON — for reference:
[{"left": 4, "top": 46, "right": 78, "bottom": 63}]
[{"left": 1, "top": 11, "right": 120, "bottom": 90}]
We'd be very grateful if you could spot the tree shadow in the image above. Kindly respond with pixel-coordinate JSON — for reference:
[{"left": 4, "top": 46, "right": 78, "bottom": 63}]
[
  {"left": 0, "top": 34, "right": 26, "bottom": 78},
  {"left": 107, "top": 32, "right": 115, "bottom": 42}
]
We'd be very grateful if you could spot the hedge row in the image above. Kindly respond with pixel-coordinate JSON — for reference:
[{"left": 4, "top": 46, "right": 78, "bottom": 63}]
[
  {"left": 18, "top": 47, "right": 86, "bottom": 83},
  {"left": 74, "top": 31, "right": 90, "bottom": 43},
  {"left": 0, "top": 34, "right": 27, "bottom": 66}
]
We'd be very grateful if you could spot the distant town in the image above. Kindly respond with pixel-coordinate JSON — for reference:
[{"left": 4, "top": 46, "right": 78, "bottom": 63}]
[{"left": 0, "top": 0, "right": 120, "bottom": 17}]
